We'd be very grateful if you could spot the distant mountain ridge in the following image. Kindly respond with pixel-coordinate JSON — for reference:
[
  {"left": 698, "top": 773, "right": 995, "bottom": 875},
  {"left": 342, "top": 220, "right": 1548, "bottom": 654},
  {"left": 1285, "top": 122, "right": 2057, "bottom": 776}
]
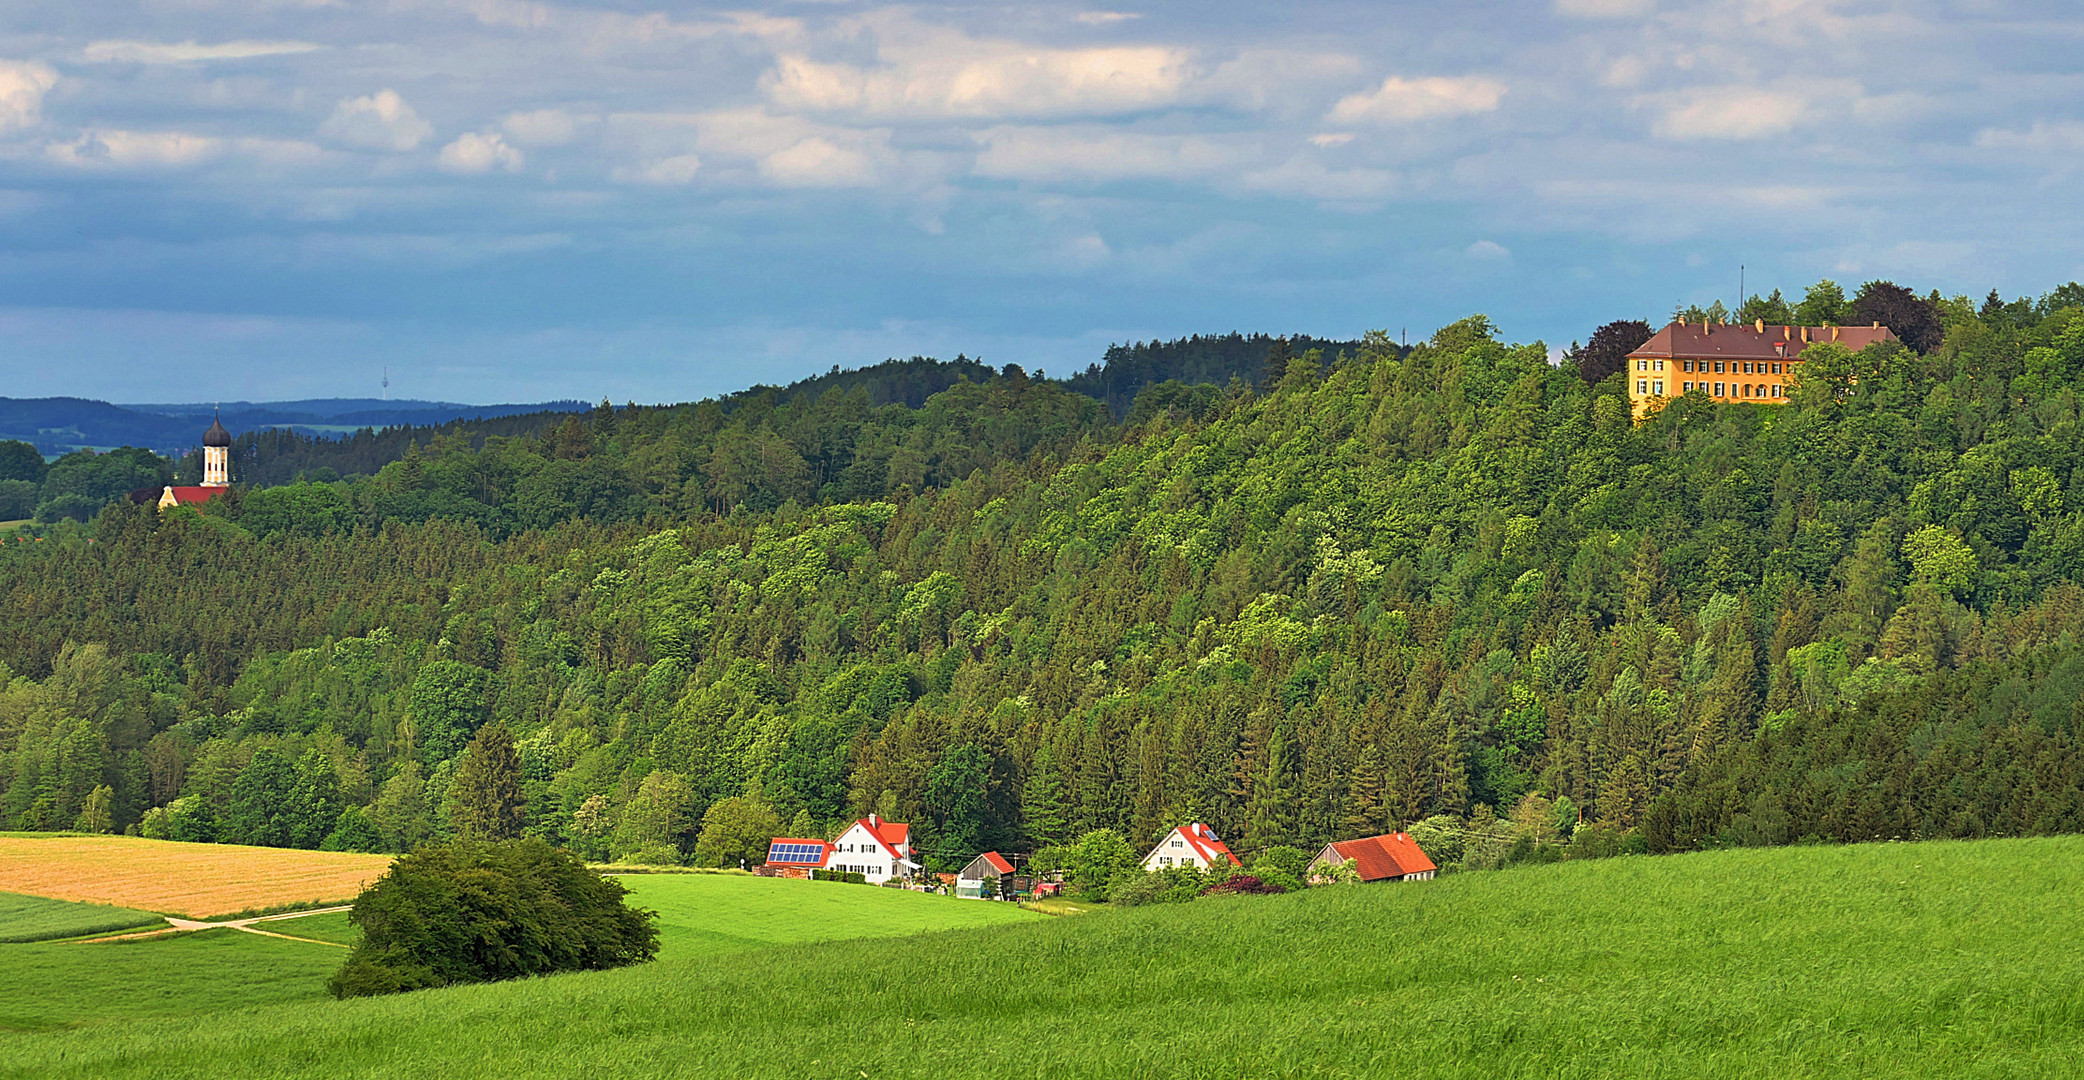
[{"left": 0, "top": 397, "right": 589, "bottom": 455}]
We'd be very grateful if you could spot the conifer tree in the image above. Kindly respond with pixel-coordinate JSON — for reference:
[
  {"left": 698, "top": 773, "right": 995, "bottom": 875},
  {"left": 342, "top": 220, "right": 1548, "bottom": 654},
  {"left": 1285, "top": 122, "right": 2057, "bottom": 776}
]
[{"left": 448, "top": 721, "right": 526, "bottom": 841}]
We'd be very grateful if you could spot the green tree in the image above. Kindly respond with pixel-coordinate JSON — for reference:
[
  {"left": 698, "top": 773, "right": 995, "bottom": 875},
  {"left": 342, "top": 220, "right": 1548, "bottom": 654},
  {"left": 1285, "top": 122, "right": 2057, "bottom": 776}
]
[
  {"left": 1795, "top": 280, "right": 1850, "bottom": 326},
  {"left": 922, "top": 743, "right": 991, "bottom": 872},
  {"left": 328, "top": 839, "right": 658, "bottom": 998},
  {"left": 691, "top": 795, "right": 783, "bottom": 869},
  {"left": 1021, "top": 746, "right": 1069, "bottom": 848},
  {"left": 222, "top": 748, "right": 296, "bottom": 847},
  {"left": 447, "top": 722, "right": 525, "bottom": 841},
  {"left": 612, "top": 770, "right": 700, "bottom": 863},
  {"left": 288, "top": 749, "right": 343, "bottom": 849},
  {"left": 409, "top": 661, "right": 494, "bottom": 764}
]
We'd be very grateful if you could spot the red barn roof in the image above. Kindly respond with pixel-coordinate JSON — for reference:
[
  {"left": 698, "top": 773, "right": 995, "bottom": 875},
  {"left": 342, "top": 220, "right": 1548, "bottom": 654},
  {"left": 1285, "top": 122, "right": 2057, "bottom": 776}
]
[
  {"left": 979, "top": 851, "right": 1015, "bottom": 875},
  {"left": 1325, "top": 833, "right": 1438, "bottom": 882}
]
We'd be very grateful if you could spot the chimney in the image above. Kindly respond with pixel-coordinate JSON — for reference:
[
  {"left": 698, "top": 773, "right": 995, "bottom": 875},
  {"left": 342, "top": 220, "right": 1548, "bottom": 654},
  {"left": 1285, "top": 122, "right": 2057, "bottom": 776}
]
[
  {"left": 1872, "top": 321, "right": 1880, "bottom": 329},
  {"left": 1832, "top": 326, "right": 1840, "bottom": 340},
  {"left": 869, "top": 813, "right": 879, "bottom": 826},
  {"left": 1755, "top": 318, "right": 1764, "bottom": 333},
  {"left": 1801, "top": 327, "right": 1810, "bottom": 343}
]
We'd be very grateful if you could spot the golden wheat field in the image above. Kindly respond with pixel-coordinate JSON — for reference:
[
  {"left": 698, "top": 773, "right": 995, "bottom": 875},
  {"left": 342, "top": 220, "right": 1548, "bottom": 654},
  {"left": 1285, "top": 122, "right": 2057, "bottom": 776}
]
[{"left": 0, "top": 836, "right": 390, "bottom": 917}]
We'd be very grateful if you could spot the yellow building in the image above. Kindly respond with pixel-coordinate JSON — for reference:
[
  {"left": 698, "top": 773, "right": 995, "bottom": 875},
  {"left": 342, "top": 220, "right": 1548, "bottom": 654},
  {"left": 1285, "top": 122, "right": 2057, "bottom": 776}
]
[{"left": 1625, "top": 319, "right": 1898, "bottom": 417}]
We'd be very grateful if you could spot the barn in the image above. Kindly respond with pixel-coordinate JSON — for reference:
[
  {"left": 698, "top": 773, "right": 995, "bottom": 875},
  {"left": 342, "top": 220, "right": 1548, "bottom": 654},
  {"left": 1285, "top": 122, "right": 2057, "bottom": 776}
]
[
  {"left": 956, "top": 851, "right": 1015, "bottom": 898},
  {"left": 1309, "top": 832, "right": 1438, "bottom": 883}
]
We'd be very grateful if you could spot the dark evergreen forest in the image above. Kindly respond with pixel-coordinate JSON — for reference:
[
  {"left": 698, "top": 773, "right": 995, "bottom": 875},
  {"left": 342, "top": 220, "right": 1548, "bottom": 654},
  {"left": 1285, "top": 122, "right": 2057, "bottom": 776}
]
[{"left": 4, "top": 281, "right": 2083, "bottom": 874}]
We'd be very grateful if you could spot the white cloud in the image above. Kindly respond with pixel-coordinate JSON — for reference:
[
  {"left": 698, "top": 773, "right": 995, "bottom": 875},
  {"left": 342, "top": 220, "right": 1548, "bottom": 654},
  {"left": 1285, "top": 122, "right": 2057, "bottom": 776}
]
[
  {"left": 503, "top": 109, "right": 589, "bottom": 147},
  {"left": 763, "top": 34, "right": 1195, "bottom": 120},
  {"left": 0, "top": 60, "right": 58, "bottom": 133},
  {"left": 1651, "top": 87, "right": 1807, "bottom": 140},
  {"left": 973, "top": 127, "right": 1244, "bottom": 183},
  {"left": 439, "top": 131, "right": 525, "bottom": 174},
  {"left": 1975, "top": 121, "right": 2084, "bottom": 151},
  {"left": 1555, "top": 0, "right": 1656, "bottom": 17},
  {"left": 1074, "top": 12, "right": 1141, "bottom": 25},
  {"left": 1328, "top": 76, "right": 1506, "bottom": 124},
  {"left": 759, "top": 137, "right": 876, "bottom": 188},
  {"left": 319, "top": 90, "right": 434, "bottom": 152},
  {"left": 1309, "top": 132, "right": 1355, "bottom": 147},
  {"left": 614, "top": 154, "right": 703, "bottom": 185},
  {"left": 44, "top": 130, "right": 327, "bottom": 170},
  {"left": 1466, "top": 239, "right": 1512, "bottom": 260},
  {"left": 82, "top": 40, "right": 322, "bottom": 64}
]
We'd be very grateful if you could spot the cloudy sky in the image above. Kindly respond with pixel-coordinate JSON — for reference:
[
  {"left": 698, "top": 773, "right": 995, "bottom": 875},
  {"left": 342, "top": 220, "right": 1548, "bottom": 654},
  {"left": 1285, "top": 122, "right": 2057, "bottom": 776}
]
[{"left": 1, "top": 1, "right": 2081, "bottom": 403}]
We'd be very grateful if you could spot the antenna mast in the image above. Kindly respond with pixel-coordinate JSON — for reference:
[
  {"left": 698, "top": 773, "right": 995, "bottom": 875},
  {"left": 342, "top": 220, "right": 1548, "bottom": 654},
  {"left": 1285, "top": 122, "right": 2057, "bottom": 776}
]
[{"left": 382, "top": 366, "right": 389, "bottom": 401}]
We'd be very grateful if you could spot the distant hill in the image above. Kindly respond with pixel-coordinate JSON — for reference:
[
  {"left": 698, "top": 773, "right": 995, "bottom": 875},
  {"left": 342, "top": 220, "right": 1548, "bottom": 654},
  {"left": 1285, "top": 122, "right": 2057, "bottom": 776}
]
[{"left": 0, "top": 397, "right": 588, "bottom": 455}]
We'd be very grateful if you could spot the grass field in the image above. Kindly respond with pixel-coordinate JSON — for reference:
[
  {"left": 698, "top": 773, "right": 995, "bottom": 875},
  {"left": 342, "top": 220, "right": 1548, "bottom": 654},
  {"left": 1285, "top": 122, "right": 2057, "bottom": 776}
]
[
  {"left": 3, "top": 837, "right": 2080, "bottom": 1079},
  {"left": 0, "top": 893, "right": 164, "bottom": 944},
  {"left": 0, "top": 836, "right": 389, "bottom": 917},
  {"left": 617, "top": 874, "right": 1040, "bottom": 956},
  {"left": 0, "top": 929, "right": 347, "bottom": 1033}
]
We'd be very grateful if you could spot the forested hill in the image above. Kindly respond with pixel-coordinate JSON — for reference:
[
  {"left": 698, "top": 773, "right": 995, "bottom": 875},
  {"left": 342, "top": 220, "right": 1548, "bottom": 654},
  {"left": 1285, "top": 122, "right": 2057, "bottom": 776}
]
[
  {"left": 1065, "top": 332, "right": 1371, "bottom": 417},
  {"left": 2, "top": 285, "right": 2083, "bottom": 875}
]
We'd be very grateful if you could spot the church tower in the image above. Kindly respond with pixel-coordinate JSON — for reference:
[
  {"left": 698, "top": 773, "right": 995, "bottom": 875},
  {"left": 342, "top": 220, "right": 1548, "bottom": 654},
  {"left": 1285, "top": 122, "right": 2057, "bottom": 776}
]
[{"left": 202, "top": 415, "right": 231, "bottom": 487}]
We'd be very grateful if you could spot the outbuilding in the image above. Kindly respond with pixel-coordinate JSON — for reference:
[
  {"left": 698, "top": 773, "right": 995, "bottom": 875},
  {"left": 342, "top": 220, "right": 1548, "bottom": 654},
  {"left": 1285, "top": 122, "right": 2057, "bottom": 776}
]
[
  {"left": 1309, "top": 832, "right": 1437, "bottom": 883},
  {"left": 956, "top": 851, "right": 1015, "bottom": 898}
]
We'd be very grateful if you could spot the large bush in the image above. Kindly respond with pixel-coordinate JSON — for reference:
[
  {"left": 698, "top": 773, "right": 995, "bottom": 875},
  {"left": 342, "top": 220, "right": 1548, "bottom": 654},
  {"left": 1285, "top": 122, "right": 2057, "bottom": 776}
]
[{"left": 328, "top": 839, "right": 658, "bottom": 998}]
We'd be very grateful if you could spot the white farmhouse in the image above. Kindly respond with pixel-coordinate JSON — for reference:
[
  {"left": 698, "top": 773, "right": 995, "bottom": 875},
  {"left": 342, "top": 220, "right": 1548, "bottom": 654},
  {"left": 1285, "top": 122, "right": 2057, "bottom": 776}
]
[
  {"left": 1140, "top": 822, "right": 1242, "bottom": 873},
  {"left": 826, "top": 813, "right": 919, "bottom": 884}
]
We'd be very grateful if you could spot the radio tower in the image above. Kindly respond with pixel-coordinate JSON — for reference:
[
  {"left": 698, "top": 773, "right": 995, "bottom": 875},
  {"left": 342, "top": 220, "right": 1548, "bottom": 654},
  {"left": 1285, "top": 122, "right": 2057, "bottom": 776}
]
[{"left": 382, "top": 366, "right": 389, "bottom": 401}]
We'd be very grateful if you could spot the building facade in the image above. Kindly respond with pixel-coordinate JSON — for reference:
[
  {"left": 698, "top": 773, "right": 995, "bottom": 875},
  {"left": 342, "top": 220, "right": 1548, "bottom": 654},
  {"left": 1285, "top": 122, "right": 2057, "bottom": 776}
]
[
  {"left": 1140, "top": 823, "right": 1242, "bottom": 873},
  {"left": 1625, "top": 319, "right": 1898, "bottom": 418}
]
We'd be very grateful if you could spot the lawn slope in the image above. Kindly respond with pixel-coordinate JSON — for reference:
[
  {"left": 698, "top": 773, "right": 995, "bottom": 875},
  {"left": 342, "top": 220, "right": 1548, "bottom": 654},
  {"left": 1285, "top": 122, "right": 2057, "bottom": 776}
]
[
  {"left": 617, "top": 873, "right": 1040, "bottom": 956},
  {"left": 7, "top": 838, "right": 2082, "bottom": 1079},
  {"left": 0, "top": 893, "right": 163, "bottom": 943}
]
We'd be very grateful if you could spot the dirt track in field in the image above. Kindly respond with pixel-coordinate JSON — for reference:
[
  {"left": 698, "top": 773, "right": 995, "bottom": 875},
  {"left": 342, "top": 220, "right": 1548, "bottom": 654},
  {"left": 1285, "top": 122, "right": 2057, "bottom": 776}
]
[{"left": 0, "top": 836, "right": 389, "bottom": 918}]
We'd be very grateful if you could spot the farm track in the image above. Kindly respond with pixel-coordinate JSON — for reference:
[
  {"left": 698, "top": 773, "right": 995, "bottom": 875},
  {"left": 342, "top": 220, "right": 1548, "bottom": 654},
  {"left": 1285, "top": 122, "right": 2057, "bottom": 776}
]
[{"left": 73, "top": 906, "right": 354, "bottom": 947}]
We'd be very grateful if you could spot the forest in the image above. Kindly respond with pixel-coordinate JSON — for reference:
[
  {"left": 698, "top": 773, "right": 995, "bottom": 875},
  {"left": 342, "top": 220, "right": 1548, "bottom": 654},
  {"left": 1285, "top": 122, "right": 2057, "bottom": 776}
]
[{"left": 2, "top": 279, "right": 2083, "bottom": 875}]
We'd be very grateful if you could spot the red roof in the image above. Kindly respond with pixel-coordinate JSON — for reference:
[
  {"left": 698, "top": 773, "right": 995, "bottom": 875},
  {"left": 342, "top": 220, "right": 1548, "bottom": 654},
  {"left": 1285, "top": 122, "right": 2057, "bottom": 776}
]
[
  {"left": 1627, "top": 321, "right": 1896, "bottom": 362},
  {"left": 161, "top": 486, "right": 228, "bottom": 506},
  {"left": 850, "top": 816, "right": 911, "bottom": 860},
  {"left": 1169, "top": 823, "right": 1241, "bottom": 867},
  {"left": 763, "top": 838, "right": 832, "bottom": 868},
  {"left": 980, "top": 851, "right": 1015, "bottom": 875},
  {"left": 1326, "top": 833, "right": 1438, "bottom": 882}
]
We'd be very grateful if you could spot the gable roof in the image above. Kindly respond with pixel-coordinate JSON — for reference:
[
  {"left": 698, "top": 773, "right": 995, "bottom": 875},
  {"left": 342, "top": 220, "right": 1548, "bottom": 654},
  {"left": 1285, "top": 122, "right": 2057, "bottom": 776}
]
[
  {"left": 1324, "top": 833, "right": 1438, "bottom": 882},
  {"left": 1153, "top": 823, "right": 1241, "bottom": 867},
  {"left": 843, "top": 815, "right": 912, "bottom": 861},
  {"left": 1627, "top": 321, "right": 1897, "bottom": 362},
  {"left": 959, "top": 851, "right": 1015, "bottom": 879},
  {"left": 159, "top": 485, "right": 228, "bottom": 508}
]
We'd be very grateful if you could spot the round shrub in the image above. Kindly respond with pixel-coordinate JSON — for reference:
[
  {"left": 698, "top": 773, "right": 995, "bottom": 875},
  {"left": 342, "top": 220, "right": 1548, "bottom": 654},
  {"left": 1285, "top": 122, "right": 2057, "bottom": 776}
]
[{"left": 328, "top": 838, "right": 659, "bottom": 999}]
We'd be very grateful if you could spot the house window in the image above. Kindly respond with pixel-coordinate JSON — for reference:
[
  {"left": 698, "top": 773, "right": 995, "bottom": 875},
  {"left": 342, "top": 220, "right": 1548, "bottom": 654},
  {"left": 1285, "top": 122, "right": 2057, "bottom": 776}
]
[
  {"left": 1638, "top": 380, "right": 1647, "bottom": 394},
  {"left": 1171, "top": 840, "right": 1183, "bottom": 848},
  {"left": 1773, "top": 363, "right": 1782, "bottom": 375},
  {"left": 1655, "top": 360, "right": 1665, "bottom": 372},
  {"left": 1715, "top": 382, "right": 1725, "bottom": 396},
  {"left": 1715, "top": 361, "right": 1725, "bottom": 373},
  {"left": 1653, "top": 381, "right": 1663, "bottom": 395},
  {"left": 1160, "top": 856, "right": 1172, "bottom": 865}
]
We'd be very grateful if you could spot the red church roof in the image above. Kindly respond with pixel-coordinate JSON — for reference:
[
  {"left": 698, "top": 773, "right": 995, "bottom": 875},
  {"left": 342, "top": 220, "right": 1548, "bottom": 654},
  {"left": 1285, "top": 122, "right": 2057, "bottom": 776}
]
[
  {"left": 161, "top": 486, "right": 228, "bottom": 506},
  {"left": 1326, "top": 833, "right": 1438, "bottom": 882}
]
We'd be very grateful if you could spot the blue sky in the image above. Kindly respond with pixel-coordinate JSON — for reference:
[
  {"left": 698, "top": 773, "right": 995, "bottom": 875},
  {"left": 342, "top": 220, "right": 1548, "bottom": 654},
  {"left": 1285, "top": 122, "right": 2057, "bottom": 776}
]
[{"left": 2, "top": 0, "right": 2081, "bottom": 403}]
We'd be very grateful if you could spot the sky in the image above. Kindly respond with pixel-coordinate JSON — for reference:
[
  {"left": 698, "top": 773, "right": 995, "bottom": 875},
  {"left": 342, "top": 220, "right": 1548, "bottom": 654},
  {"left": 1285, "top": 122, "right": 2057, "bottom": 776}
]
[{"left": 1, "top": 0, "right": 2081, "bottom": 404}]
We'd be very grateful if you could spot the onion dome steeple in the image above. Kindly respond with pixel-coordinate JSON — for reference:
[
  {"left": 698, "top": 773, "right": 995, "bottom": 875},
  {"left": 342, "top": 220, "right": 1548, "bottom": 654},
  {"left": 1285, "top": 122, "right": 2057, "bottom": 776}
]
[{"left": 203, "top": 414, "right": 232, "bottom": 448}]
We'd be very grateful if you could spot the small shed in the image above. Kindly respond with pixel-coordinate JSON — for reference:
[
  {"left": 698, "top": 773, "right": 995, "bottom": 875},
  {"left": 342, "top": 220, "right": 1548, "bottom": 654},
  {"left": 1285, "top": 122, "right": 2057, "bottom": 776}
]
[
  {"left": 956, "top": 851, "right": 1016, "bottom": 899},
  {"left": 1309, "top": 832, "right": 1438, "bottom": 883}
]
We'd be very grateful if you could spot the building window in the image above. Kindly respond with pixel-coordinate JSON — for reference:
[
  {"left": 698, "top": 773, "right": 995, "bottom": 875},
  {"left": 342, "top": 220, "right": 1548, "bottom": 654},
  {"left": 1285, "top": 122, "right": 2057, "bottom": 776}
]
[
  {"left": 1160, "top": 856, "right": 1172, "bottom": 865},
  {"left": 1171, "top": 840, "right": 1183, "bottom": 848},
  {"left": 1653, "top": 381, "right": 1663, "bottom": 395},
  {"left": 1638, "top": 380, "right": 1647, "bottom": 394},
  {"left": 1715, "top": 382, "right": 1725, "bottom": 396},
  {"left": 1715, "top": 361, "right": 1725, "bottom": 373},
  {"left": 1773, "top": 363, "right": 1782, "bottom": 375},
  {"left": 1655, "top": 360, "right": 1665, "bottom": 372}
]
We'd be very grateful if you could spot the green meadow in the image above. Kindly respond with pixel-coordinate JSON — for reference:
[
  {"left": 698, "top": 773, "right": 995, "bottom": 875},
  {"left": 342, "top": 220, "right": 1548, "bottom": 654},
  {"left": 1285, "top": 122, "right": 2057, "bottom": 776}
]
[
  {"left": 0, "top": 892, "right": 163, "bottom": 944},
  {"left": 0, "top": 871, "right": 1034, "bottom": 1033},
  {"left": 5, "top": 838, "right": 2082, "bottom": 1078}
]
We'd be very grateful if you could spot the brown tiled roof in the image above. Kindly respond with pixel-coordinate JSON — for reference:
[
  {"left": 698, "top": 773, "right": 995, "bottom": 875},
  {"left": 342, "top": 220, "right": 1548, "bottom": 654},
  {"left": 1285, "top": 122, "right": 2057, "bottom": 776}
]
[
  {"left": 1628, "top": 321, "right": 1896, "bottom": 362},
  {"left": 1326, "top": 832, "right": 1438, "bottom": 882}
]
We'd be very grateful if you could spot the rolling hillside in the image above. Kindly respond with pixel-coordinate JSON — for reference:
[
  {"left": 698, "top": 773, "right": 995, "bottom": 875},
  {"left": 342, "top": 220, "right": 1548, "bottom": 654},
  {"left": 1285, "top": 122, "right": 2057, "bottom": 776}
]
[{"left": 4, "top": 837, "right": 2079, "bottom": 1078}]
